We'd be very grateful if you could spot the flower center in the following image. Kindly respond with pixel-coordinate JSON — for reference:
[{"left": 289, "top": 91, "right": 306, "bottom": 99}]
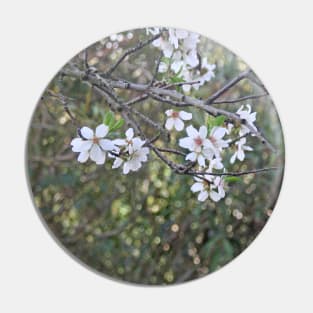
[
  {"left": 92, "top": 137, "right": 99, "bottom": 144},
  {"left": 194, "top": 136, "right": 203, "bottom": 146},
  {"left": 171, "top": 111, "right": 179, "bottom": 118},
  {"left": 209, "top": 136, "right": 216, "bottom": 144}
]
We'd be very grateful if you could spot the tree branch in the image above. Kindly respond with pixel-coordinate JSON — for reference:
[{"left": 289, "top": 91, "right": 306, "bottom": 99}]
[
  {"left": 105, "top": 32, "right": 162, "bottom": 76},
  {"left": 206, "top": 69, "right": 252, "bottom": 104},
  {"left": 187, "top": 166, "right": 280, "bottom": 177}
]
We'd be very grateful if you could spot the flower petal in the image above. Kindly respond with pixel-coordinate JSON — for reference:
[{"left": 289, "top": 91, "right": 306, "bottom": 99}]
[
  {"left": 198, "top": 190, "right": 209, "bottom": 202},
  {"left": 237, "top": 149, "right": 245, "bottom": 161},
  {"left": 71, "top": 138, "right": 84, "bottom": 152},
  {"left": 90, "top": 144, "right": 105, "bottom": 164},
  {"left": 95, "top": 124, "right": 109, "bottom": 138},
  {"left": 99, "top": 139, "right": 115, "bottom": 151},
  {"left": 112, "top": 157, "right": 123, "bottom": 169},
  {"left": 197, "top": 154, "right": 206, "bottom": 167},
  {"left": 123, "top": 162, "right": 130, "bottom": 174},
  {"left": 210, "top": 190, "right": 220, "bottom": 202},
  {"left": 202, "top": 147, "right": 214, "bottom": 160},
  {"left": 113, "top": 139, "right": 126, "bottom": 146},
  {"left": 199, "top": 125, "right": 207, "bottom": 138},
  {"left": 80, "top": 126, "right": 94, "bottom": 139},
  {"left": 211, "top": 127, "right": 227, "bottom": 139},
  {"left": 179, "top": 111, "right": 192, "bottom": 120},
  {"left": 132, "top": 138, "right": 145, "bottom": 151},
  {"left": 71, "top": 137, "right": 82, "bottom": 146},
  {"left": 191, "top": 182, "right": 204, "bottom": 193},
  {"left": 186, "top": 125, "right": 198, "bottom": 138},
  {"left": 174, "top": 118, "right": 184, "bottom": 131},
  {"left": 77, "top": 151, "right": 89, "bottom": 163},
  {"left": 165, "top": 109, "right": 173, "bottom": 117},
  {"left": 125, "top": 128, "right": 134, "bottom": 140},
  {"left": 186, "top": 152, "right": 197, "bottom": 162},
  {"left": 244, "top": 145, "right": 253, "bottom": 151},
  {"left": 179, "top": 137, "right": 193, "bottom": 150},
  {"left": 165, "top": 117, "right": 175, "bottom": 130},
  {"left": 78, "top": 140, "right": 93, "bottom": 152},
  {"left": 237, "top": 105, "right": 244, "bottom": 114},
  {"left": 230, "top": 152, "right": 237, "bottom": 164}
]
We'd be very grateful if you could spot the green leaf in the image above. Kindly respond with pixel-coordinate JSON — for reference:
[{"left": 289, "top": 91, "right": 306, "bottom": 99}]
[
  {"left": 214, "top": 115, "right": 226, "bottom": 126},
  {"left": 207, "top": 115, "right": 226, "bottom": 132},
  {"left": 207, "top": 115, "right": 216, "bottom": 131},
  {"left": 110, "top": 118, "right": 125, "bottom": 131},
  {"left": 224, "top": 176, "right": 241, "bottom": 183},
  {"left": 169, "top": 75, "right": 185, "bottom": 83},
  {"left": 103, "top": 111, "right": 115, "bottom": 128}
]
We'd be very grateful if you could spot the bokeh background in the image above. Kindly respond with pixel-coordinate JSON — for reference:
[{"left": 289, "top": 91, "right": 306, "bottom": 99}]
[{"left": 26, "top": 28, "right": 284, "bottom": 285}]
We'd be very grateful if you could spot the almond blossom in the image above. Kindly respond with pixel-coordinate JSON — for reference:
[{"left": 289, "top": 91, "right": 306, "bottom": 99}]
[
  {"left": 71, "top": 124, "right": 116, "bottom": 165},
  {"left": 151, "top": 28, "right": 216, "bottom": 92},
  {"left": 190, "top": 174, "right": 225, "bottom": 202},
  {"left": 168, "top": 28, "right": 189, "bottom": 49},
  {"left": 111, "top": 128, "right": 150, "bottom": 174},
  {"left": 165, "top": 109, "right": 192, "bottom": 131},
  {"left": 179, "top": 125, "right": 215, "bottom": 166},
  {"left": 236, "top": 104, "right": 257, "bottom": 136},
  {"left": 230, "top": 137, "right": 253, "bottom": 164},
  {"left": 181, "top": 58, "right": 216, "bottom": 92},
  {"left": 208, "top": 126, "right": 229, "bottom": 157},
  {"left": 210, "top": 176, "right": 226, "bottom": 202}
]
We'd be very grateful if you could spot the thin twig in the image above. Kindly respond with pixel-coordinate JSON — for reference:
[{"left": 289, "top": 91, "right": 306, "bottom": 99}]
[
  {"left": 187, "top": 166, "right": 280, "bottom": 177},
  {"left": 212, "top": 93, "right": 269, "bottom": 104},
  {"left": 206, "top": 69, "right": 252, "bottom": 104},
  {"left": 149, "top": 51, "right": 163, "bottom": 86},
  {"left": 154, "top": 147, "right": 186, "bottom": 156},
  {"left": 105, "top": 32, "right": 162, "bottom": 76}
]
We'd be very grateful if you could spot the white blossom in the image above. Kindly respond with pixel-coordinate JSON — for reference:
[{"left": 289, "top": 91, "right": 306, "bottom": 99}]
[
  {"left": 208, "top": 126, "right": 229, "bottom": 157},
  {"left": 190, "top": 174, "right": 225, "bottom": 202},
  {"left": 170, "top": 51, "right": 184, "bottom": 73},
  {"left": 152, "top": 37, "right": 173, "bottom": 58},
  {"left": 113, "top": 128, "right": 145, "bottom": 154},
  {"left": 182, "top": 32, "right": 200, "bottom": 51},
  {"left": 111, "top": 128, "right": 150, "bottom": 174},
  {"left": 210, "top": 176, "right": 226, "bottom": 202},
  {"left": 165, "top": 109, "right": 192, "bottom": 131},
  {"left": 168, "top": 28, "right": 189, "bottom": 49},
  {"left": 236, "top": 104, "right": 257, "bottom": 136},
  {"left": 208, "top": 157, "right": 224, "bottom": 172},
  {"left": 71, "top": 124, "right": 116, "bottom": 165},
  {"left": 182, "top": 58, "right": 216, "bottom": 92},
  {"left": 179, "top": 125, "right": 215, "bottom": 166},
  {"left": 230, "top": 137, "right": 253, "bottom": 164}
]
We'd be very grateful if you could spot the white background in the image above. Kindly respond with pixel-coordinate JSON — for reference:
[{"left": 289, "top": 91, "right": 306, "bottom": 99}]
[{"left": 0, "top": 0, "right": 312, "bottom": 312}]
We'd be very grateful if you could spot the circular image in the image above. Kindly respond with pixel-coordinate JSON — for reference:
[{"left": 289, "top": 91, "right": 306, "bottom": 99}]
[{"left": 26, "top": 27, "right": 284, "bottom": 285}]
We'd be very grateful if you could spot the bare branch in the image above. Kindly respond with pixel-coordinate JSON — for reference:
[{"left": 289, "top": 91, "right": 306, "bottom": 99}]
[
  {"left": 206, "top": 69, "right": 252, "bottom": 104},
  {"left": 105, "top": 32, "right": 162, "bottom": 76},
  {"left": 187, "top": 166, "right": 280, "bottom": 177},
  {"left": 154, "top": 147, "right": 186, "bottom": 156},
  {"left": 45, "top": 90, "right": 78, "bottom": 125},
  {"left": 212, "top": 93, "right": 269, "bottom": 104},
  {"left": 62, "top": 65, "right": 276, "bottom": 152}
]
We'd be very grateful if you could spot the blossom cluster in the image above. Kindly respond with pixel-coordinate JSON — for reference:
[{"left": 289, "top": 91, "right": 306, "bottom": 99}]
[
  {"left": 71, "top": 125, "right": 149, "bottom": 174},
  {"left": 165, "top": 104, "right": 257, "bottom": 202},
  {"left": 70, "top": 104, "right": 257, "bottom": 203},
  {"left": 147, "top": 27, "right": 216, "bottom": 92}
]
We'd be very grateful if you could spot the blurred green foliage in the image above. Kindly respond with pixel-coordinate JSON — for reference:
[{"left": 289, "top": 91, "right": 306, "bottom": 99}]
[{"left": 27, "top": 28, "right": 284, "bottom": 285}]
